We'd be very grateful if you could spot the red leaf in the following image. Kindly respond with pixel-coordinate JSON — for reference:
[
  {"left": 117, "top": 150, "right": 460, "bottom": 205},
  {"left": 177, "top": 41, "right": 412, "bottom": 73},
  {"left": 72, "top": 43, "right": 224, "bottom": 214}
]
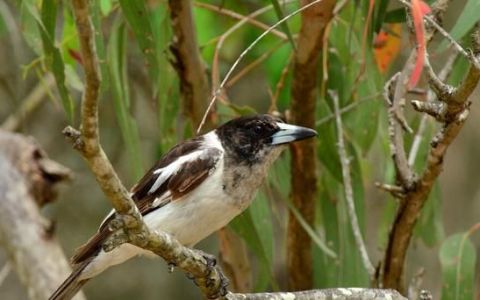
[
  {"left": 409, "top": 0, "right": 431, "bottom": 88},
  {"left": 374, "top": 24, "right": 402, "bottom": 73},
  {"left": 68, "top": 48, "right": 83, "bottom": 65}
]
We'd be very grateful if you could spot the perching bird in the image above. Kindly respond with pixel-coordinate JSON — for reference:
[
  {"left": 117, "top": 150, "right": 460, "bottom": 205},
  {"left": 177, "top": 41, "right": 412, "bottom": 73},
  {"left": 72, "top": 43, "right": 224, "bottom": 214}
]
[{"left": 50, "top": 114, "right": 317, "bottom": 300}]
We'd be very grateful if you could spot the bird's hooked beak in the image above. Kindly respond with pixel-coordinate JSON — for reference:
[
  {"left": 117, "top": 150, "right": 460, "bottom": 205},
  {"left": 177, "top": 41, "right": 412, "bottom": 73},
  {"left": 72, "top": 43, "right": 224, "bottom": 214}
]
[{"left": 270, "top": 122, "right": 318, "bottom": 146}]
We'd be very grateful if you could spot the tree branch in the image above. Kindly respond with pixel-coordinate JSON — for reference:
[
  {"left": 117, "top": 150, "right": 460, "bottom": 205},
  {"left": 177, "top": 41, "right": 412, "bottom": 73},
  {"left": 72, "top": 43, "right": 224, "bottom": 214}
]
[
  {"left": 0, "top": 130, "right": 83, "bottom": 300},
  {"left": 332, "top": 93, "right": 375, "bottom": 279},
  {"left": 68, "top": 1, "right": 229, "bottom": 298},
  {"left": 381, "top": 0, "right": 480, "bottom": 292},
  {"left": 228, "top": 288, "right": 407, "bottom": 300},
  {"left": 195, "top": 2, "right": 287, "bottom": 42},
  {"left": 168, "top": 0, "right": 211, "bottom": 128},
  {"left": 286, "top": 0, "right": 336, "bottom": 290}
]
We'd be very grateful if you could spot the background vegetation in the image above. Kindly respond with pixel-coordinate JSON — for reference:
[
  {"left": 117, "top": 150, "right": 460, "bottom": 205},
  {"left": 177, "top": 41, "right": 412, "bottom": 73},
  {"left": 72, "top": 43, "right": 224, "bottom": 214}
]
[{"left": 0, "top": 0, "right": 479, "bottom": 299}]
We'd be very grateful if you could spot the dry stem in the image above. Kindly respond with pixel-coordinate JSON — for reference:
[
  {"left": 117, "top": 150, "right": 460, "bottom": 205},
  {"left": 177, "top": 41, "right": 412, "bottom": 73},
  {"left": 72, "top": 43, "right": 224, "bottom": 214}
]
[{"left": 332, "top": 93, "right": 375, "bottom": 279}]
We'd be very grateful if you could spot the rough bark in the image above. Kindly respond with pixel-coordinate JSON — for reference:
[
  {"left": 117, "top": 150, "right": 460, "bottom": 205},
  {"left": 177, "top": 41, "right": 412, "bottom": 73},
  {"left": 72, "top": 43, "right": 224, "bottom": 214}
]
[
  {"left": 168, "top": 0, "right": 212, "bottom": 129},
  {"left": 0, "top": 130, "right": 84, "bottom": 300},
  {"left": 286, "top": 0, "right": 336, "bottom": 291},
  {"left": 228, "top": 288, "right": 407, "bottom": 300},
  {"left": 379, "top": 0, "right": 480, "bottom": 292}
]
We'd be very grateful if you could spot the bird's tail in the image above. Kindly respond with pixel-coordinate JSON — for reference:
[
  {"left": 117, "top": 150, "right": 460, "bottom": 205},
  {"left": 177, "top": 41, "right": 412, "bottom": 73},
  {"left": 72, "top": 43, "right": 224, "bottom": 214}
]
[{"left": 49, "top": 259, "right": 91, "bottom": 300}]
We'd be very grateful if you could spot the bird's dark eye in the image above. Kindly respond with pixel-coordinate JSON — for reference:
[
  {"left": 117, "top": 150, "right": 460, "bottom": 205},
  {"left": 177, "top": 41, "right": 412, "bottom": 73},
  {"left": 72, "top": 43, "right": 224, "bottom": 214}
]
[{"left": 253, "top": 125, "right": 263, "bottom": 134}]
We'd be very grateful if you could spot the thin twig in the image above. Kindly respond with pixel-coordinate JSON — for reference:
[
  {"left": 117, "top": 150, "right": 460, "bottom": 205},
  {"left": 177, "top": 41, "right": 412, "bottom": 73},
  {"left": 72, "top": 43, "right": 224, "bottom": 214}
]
[
  {"left": 375, "top": 182, "right": 405, "bottom": 198},
  {"left": 269, "top": 51, "right": 294, "bottom": 111},
  {"left": 396, "top": 0, "right": 469, "bottom": 59},
  {"left": 384, "top": 69, "right": 416, "bottom": 189},
  {"left": 210, "top": 1, "right": 293, "bottom": 99},
  {"left": 2, "top": 74, "right": 55, "bottom": 131},
  {"left": 0, "top": 263, "right": 11, "bottom": 287},
  {"left": 197, "top": 0, "right": 326, "bottom": 134},
  {"left": 315, "top": 92, "right": 381, "bottom": 127},
  {"left": 225, "top": 40, "right": 288, "bottom": 89},
  {"left": 169, "top": 0, "right": 211, "bottom": 127},
  {"left": 195, "top": 2, "right": 287, "bottom": 41},
  {"left": 332, "top": 92, "right": 375, "bottom": 279},
  {"left": 408, "top": 50, "right": 458, "bottom": 167}
]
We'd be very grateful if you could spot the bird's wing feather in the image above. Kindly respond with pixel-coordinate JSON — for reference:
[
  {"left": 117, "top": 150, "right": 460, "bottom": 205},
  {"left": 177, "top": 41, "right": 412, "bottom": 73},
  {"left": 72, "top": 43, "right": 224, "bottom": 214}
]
[{"left": 71, "top": 137, "right": 223, "bottom": 264}]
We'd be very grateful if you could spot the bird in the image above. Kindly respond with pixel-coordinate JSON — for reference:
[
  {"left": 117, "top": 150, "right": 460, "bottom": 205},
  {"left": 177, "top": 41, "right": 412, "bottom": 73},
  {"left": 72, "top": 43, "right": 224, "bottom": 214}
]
[{"left": 50, "top": 114, "right": 317, "bottom": 300}]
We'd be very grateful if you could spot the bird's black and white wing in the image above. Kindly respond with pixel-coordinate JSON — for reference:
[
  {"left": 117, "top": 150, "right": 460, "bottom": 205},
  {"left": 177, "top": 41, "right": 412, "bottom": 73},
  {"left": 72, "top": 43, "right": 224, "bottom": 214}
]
[{"left": 70, "top": 133, "right": 223, "bottom": 265}]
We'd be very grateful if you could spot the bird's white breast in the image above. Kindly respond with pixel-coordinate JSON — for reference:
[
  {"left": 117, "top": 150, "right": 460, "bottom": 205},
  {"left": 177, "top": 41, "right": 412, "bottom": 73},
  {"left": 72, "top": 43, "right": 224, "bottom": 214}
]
[{"left": 80, "top": 132, "right": 243, "bottom": 279}]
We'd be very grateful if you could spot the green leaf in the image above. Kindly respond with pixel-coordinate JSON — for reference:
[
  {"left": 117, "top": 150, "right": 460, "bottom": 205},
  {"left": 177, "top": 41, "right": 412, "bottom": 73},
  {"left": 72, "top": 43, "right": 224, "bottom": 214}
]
[
  {"left": 439, "top": 0, "right": 480, "bottom": 51},
  {"left": 270, "top": 0, "right": 296, "bottom": 50},
  {"left": 20, "top": 0, "right": 72, "bottom": 118},
  {"left": 229, "top": 202, "right": 274, "bottom": 291},
  {"left": 439, "top": 233, "right": 476, "bottom": 300},
  {"left": 314, "top": 174, "right": 340, "bottom": 287},
  {"left": 108, "top": 21, "right": 143, "bottom": 179},
  {"left": 384, "top": 8, "right": 406, "bottom": 24},
  {"left": 374, "top": 0, "right": 390, "bottom": 33},
  {"left": 0, "top": 11, "right": 6, "bottom": 37},
  {"left": 448, "top": 55, "right": 468, "bottom": 87},
  {"left": 118, "top": 0, "right": 160, "bottom": 92},
  {"left": 92, "top": 0, "right": 109, "bottom": 93},
  {"left": 19, "top": 1, "right": 42, "bottom": 54},
  {"left": 315, "top": 170, "right": 368, "bottom": 287},
  {"left": 35, "top": 0, "right": 75, "bottom": 121},
  {"left": 100, "top": 0, "right": 113, "bottom": 16}
]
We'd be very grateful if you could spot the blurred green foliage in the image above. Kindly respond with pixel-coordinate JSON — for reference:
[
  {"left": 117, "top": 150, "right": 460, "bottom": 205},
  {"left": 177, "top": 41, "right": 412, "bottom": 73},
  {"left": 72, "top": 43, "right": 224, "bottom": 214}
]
[{"left": 6, "top": 0, "right": 480, "bottom": 298}]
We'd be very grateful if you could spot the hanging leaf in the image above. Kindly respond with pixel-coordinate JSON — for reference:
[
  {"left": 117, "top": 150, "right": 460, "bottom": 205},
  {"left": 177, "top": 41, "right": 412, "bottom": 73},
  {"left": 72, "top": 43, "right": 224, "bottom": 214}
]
[
  {"left": 384, "top": 8, "right": 406, "bottom": 24},
  {"left": 118, "top": 0, "right": 160, "bottom": 93},
  {"left": 270, "top": 0, "right": 296, "bottom": 49},
  {"left": 108, "top": 21, "right": 143, "bottom": 179},
  {"left": 19, "top": 0, "right": 75, "bottom": 121},
  {"left": 438, "top": 0, "right": 480, "bottom": 52},
  {"left": 409, "top": 0, "right": 431, "bottom": 88},
  {"left": 439, "top": 233, "right": 476, "bottom": 300},
  {"left": 91, "top": 0, "right": 109, "bottom": 93},
  {"left": 229, "top": 200, "right": 275, "bottom": 291}
]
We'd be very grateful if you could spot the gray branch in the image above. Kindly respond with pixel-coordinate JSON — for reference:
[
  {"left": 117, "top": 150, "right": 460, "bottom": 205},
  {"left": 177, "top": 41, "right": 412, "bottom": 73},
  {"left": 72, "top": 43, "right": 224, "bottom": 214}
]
[
  {"left": 227, "top": 288, "right": 407, "bottom": 300},
  {"left": 0, "top": 130, "right": 84, "bottom": 300}
]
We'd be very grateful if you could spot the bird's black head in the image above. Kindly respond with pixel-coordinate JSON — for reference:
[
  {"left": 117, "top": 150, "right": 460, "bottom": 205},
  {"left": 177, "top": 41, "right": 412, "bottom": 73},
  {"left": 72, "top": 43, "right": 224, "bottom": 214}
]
[{"left": 216, "top": 114, "right": 317, "bottom": 164}]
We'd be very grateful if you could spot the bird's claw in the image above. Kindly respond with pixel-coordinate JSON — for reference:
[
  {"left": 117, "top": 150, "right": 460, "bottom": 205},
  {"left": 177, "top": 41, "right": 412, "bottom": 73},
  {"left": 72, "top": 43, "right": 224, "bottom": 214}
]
[{"left": 204, "top": 254, "right": 217, "bottom": 268}]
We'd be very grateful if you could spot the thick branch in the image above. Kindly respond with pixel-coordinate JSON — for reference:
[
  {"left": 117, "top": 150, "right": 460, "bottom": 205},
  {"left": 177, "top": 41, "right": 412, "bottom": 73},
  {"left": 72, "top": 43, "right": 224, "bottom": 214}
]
[
  {"left": 228, "top": 288, "right": 407, "bottom": 300},
  {"left": 0, "top": 131, "right": 83, "bottom": 300},
  {"left": 168, "top": 0, "right": 211, "bottom": 128},
  {"left": 287, "top": 0, "right": 336, "bottom": 291},
  {"left": 381, "top": 0, "right": 480, "bottom": 292},
  {"left": 69, "top": 1, "right": 228, "bottom": 298}
]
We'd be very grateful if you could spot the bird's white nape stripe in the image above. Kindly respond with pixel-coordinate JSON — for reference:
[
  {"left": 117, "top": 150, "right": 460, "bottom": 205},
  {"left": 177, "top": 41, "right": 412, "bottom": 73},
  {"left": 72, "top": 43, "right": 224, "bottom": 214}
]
[
  {"left": 148, "top": 150, "right": 203, "bottom": 194},
  {"left": 147, "top": 132, "right": 223, "bottom": 195},
  {"left": 203, "top": 131, "right": 224, "bottom": 150}
]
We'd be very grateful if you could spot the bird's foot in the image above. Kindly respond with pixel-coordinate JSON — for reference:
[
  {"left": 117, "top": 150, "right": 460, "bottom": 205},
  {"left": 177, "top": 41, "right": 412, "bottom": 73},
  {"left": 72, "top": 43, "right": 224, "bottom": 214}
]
[
  {"left": 191, "top": 249, "right": 217, "bottom": 267},
  {"left": 186, "top": 250, "right": 229, "bottom": 298}
]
